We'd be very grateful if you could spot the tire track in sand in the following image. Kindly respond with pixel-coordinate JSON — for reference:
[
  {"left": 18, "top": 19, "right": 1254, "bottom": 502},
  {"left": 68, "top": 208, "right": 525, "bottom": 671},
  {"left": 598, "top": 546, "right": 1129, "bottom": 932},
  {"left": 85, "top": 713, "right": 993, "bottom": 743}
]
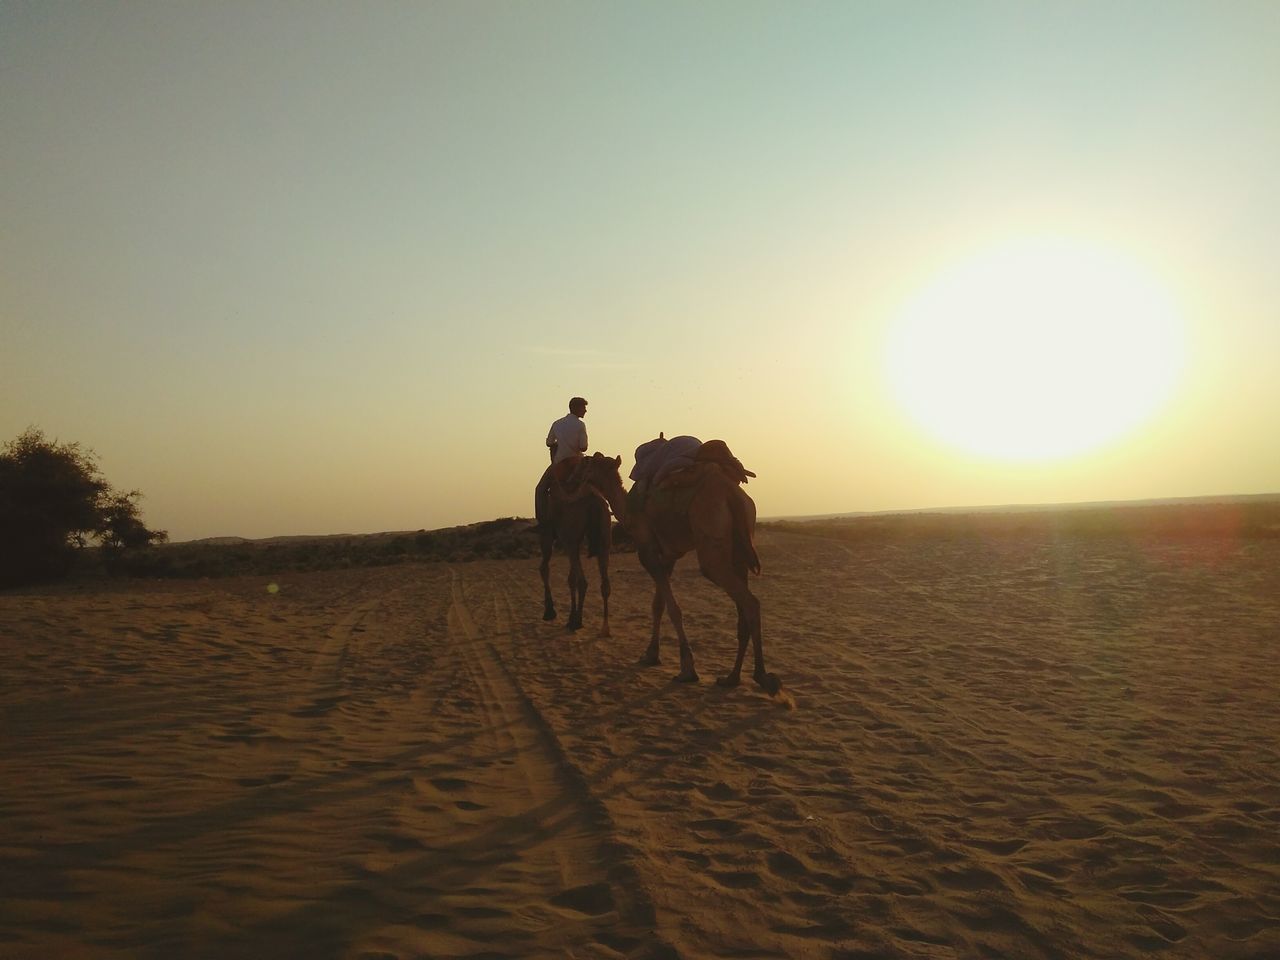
[
  {"left": 273, "top": 587, "right": 394, "bottom": 783},
  {"left": 445, "top": 566, "right": 669, "bottom": 959}
]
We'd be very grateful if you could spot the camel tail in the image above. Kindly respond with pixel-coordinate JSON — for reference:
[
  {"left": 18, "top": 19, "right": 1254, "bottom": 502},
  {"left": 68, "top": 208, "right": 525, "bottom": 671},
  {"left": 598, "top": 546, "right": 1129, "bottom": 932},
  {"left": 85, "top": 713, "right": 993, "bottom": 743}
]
[{"left": 729, "top": 488, "right": 761, "bottom": 576}]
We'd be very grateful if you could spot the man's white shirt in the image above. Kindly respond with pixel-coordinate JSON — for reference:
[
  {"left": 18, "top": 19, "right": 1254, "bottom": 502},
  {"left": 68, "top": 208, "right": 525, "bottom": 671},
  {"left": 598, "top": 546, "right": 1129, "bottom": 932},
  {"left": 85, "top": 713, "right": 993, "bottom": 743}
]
[{"left": 547, "top": 414, "right": 587, "bottom": 463}]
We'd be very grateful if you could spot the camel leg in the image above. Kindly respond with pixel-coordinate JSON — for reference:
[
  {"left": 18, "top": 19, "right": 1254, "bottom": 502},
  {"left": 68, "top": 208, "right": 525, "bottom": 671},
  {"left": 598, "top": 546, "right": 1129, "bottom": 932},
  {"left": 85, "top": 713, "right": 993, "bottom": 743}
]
[
  {"left": 699, "top": 546, "right": 780, "bottom": 695},
  {"left": 596, "top": 549, "right": 611, "bottom": 638},
  {"left": 539, "top": 533, "right": 556, "bottom": 621},
  {"left": 638, "top": 549, "right": 671, "bottom": 666},
  {"left": 652, "top": 572, "right": 697, "bottom": 683},
  {"left": 719, "top": 591, "right": 759, "bottom": 688},
  {"left": 639, "top": 586, "right": 663, "bottom": 665},
  {"left": 749, "top": 603, "right": 778, "bottom": 694},
  {"left": 726, "top": 606, "right": 750, "bottom": 686},
  {"left": 744, "top": 590, "right": 778, "bottom": 694},
  {"left": 566, "top": 548, "right": 586, "bottom": 632},
  {"left": 575, "top": 552, "right": 589, "bottom": 629}
]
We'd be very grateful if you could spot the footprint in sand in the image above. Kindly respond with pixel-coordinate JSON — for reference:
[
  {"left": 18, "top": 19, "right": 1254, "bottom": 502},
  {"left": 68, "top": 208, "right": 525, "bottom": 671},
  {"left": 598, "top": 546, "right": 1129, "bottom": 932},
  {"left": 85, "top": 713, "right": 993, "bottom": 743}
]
[
  {"left": 429, "top": 777, "right": 470, "bottom": 792},
  {"left": 78, "top": 773, "right": 135, "bottom": 788},
  {"left": 867, "top": 813, "right": 895, "bottom": 832},
  {"left": 690, "top": 817, "right": 742, "bottom": 839},
  {"left": 344, "top": 758, "right": 391, "bottom": 770},
  {"left": 457, "top": 906, "right": 510, "bottom": 919},
  {"left": 966, "top": 837, "right": 1029, "bottom": 856},
  {"left": 1128, "top": 909, "right": 1188, "bottom": 947},
  {"left": 235, "top": 773, "right": 291, "bottom": 788},
  {"left": 1121, "top": 888, "right": 1199, "bottom": 908},
  {"left": 675, "top": 849, "right": 711, "bottom": 868},
  {"left": 766, "top": 851, "right": 806, "bottom": 877},
  {"left": 550, "top": 882, "right": 615, "bottom": 916},
  {"left": 814, "top": 872, "right": 855, "bottom": 894},
  {"left": 936, "top": 864, "right": 1008, "bottom": 892},
  {"left": 740, "top": 753, "right": 783, "bottom": 770},
  {"left": 288, "top": 694, "right": 347, "bottom": 717},
  {"left": 363, "top": 830, "right": 426, "bottom": 852},
  {"left": 698, "top": 781, "right": 738, "bottom": 801},
  {"left": 1101, "top": 802, "right": 1145, "bottom": 825},
  {"left": 708, "top": 870, "right": 761, "bottom": 890}
]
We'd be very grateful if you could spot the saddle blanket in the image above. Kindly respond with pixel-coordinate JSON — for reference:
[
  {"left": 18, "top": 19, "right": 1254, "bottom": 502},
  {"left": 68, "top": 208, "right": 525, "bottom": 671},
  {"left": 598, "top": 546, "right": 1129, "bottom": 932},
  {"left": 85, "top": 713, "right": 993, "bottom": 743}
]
[{"left": 630, "top": 435, "right": 702, "bottom": 484}]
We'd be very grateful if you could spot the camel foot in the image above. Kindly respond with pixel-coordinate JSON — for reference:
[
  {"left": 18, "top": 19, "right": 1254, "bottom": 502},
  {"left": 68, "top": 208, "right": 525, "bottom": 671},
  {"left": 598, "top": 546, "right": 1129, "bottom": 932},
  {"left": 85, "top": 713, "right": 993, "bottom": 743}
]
[
  {"left": 565, "top": 620, "right": 582, "bottom": 633},
  {"left": 715, "top": 673, "right": 742, "bottom": 688},
  {"left": 543, "top": 607, "right": 556, "bottom": 622},
  {"left": 638, "top": 650, "right": 660, "bottom": 667},
  {"left": 598, "top": 627, "right": 612, "bottom": 639},
  {"left": 675, "top": 669, "right": 700, "bottom": 684},
  {"left": 754, "top": 671, "right": 783, "bottom": 696}
]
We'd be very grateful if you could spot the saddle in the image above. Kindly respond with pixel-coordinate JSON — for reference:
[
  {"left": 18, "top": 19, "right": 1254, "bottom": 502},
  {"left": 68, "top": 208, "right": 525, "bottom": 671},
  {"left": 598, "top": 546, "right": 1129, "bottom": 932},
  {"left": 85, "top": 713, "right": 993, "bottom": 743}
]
[
  {"left": 694, "top": 439, "right": 756, "bottom": 485},
  {"left": 629, "top": 439, "right": 755, "bottom": 516},
  {"left": 549, "top": 455, "right": 584, "bottom": 486},
  {"left": 656, "top": 440, "right": 754, "bottom": 489}
]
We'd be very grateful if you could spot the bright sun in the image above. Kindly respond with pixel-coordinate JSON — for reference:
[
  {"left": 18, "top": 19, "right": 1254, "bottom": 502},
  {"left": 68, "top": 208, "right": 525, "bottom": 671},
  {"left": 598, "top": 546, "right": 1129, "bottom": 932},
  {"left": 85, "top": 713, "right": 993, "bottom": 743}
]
[{"left": 885, "top": 237, "right": 1187, "bottom": 460}]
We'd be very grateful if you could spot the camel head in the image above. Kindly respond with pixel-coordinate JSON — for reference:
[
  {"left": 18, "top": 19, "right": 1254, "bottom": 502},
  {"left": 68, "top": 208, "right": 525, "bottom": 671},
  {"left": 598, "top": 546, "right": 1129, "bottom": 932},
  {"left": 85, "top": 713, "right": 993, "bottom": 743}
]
[{"left": 581, "top": 452, "right": 627, "bottom": 522}]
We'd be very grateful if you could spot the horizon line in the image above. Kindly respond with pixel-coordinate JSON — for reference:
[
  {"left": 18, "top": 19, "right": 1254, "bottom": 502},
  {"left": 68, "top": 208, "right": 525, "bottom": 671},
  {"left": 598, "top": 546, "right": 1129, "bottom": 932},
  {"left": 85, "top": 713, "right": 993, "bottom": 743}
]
[{"left": 167, "top": 490, "right": 1280, "bottom": 546}]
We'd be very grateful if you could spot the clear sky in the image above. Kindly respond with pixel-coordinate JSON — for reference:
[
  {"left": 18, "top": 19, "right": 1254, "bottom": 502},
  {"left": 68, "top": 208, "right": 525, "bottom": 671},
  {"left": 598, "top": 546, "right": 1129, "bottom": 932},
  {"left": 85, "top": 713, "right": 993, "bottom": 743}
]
[{"left": 3, "top": 1, "right": 1278, "bottom": 541}]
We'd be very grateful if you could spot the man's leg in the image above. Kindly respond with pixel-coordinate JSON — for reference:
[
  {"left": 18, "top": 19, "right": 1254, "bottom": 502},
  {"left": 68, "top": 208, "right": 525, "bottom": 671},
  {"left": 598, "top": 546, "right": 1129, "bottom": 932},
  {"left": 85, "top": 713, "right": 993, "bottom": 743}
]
[{"left": 534, "top": 466, "right": 552, "bottom": 529}]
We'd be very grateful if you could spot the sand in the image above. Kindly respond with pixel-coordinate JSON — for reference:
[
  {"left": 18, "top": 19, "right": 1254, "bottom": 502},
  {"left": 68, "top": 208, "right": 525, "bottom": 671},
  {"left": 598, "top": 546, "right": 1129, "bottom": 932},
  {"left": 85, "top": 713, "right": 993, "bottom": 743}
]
[{"left": 2, "top": 520, "right": 1279, "bottom": 959}]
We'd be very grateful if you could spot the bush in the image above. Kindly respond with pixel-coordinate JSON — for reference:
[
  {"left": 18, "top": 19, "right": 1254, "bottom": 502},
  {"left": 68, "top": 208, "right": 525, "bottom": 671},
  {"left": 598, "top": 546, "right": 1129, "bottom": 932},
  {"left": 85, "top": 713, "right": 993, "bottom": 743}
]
[{"left": 0, "top": 428, "right": 167, "bottom": 586}]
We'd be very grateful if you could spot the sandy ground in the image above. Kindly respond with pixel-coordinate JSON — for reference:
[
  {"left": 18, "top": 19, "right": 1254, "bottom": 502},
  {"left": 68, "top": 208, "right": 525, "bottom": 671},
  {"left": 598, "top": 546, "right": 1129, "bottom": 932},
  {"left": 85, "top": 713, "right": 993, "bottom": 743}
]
[{"left": 2, "top": 523, "right": 1279, "bottom": 959}]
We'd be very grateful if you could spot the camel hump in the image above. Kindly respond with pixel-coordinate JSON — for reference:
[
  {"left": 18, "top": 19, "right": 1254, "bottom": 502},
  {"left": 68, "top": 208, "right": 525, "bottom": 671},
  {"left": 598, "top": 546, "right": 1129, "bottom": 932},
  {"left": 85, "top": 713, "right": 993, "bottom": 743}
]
[{"left": 696, "top": 440, "right": 756, "bottom": 484}]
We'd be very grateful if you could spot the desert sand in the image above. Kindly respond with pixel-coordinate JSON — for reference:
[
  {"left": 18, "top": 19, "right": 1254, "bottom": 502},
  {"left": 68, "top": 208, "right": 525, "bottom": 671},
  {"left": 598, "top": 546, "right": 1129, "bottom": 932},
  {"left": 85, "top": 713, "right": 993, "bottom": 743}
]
[{"left": 2, "top": 513, "right": 1279, "bottom": 959}]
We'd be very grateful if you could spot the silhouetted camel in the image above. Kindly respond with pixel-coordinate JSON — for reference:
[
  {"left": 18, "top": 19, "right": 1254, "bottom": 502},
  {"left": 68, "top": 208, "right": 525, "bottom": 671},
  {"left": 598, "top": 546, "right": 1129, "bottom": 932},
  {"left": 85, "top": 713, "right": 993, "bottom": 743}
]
[
  {"left": 538, "top": 458, "right": 612, "bottom": 635},
  {"left": 580, "top": 451, "right": 780, "bottom": 694}
]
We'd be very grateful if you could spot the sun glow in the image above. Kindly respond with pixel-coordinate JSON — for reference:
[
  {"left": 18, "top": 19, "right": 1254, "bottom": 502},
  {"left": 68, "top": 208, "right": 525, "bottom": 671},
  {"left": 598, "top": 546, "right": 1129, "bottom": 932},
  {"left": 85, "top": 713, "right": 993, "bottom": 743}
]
[{"left": 885, "top": 237, "right": 1187, "bottom": 460}]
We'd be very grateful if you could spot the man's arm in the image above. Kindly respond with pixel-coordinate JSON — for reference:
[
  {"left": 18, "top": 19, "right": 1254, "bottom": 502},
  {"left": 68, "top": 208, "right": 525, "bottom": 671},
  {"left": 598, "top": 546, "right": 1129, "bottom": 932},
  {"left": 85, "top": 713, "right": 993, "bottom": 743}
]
[{"left": 576, "top": 422, "right": 588, "bottom": 454}]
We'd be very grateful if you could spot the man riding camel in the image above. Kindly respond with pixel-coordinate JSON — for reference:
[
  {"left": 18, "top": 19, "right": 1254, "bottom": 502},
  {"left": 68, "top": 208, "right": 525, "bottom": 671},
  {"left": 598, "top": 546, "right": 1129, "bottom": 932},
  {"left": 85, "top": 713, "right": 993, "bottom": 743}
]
[{"left": 534, "top": 396, "right": 588, "bottom": 532}]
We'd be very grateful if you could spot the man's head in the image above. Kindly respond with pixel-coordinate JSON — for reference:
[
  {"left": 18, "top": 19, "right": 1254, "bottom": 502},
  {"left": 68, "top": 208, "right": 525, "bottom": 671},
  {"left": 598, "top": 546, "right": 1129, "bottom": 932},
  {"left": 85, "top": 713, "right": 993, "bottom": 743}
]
[{"left": 569, "top": 396, "right": 588, "bottom": 417}]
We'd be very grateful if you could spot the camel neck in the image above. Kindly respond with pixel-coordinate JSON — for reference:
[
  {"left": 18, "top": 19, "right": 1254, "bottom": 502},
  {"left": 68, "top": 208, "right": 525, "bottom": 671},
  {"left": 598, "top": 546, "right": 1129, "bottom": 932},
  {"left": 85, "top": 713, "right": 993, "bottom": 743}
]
[{"left": 603, "top": 481, "right": 630, "bottom": 528}]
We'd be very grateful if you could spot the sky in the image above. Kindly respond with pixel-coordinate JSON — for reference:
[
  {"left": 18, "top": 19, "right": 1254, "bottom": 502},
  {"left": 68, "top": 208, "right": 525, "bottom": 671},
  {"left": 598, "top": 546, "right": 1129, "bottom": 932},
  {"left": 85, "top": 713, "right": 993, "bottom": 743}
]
[{"left": 3, "top": 1, "right": 1278, "bottom": 541}]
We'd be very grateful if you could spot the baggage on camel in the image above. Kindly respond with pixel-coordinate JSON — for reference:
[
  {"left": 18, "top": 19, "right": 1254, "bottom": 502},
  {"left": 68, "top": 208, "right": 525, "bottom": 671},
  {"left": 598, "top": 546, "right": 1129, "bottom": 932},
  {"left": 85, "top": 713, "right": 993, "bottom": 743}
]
[{"left": 628, "top": 435, "right": 755, "bottom": 516}]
